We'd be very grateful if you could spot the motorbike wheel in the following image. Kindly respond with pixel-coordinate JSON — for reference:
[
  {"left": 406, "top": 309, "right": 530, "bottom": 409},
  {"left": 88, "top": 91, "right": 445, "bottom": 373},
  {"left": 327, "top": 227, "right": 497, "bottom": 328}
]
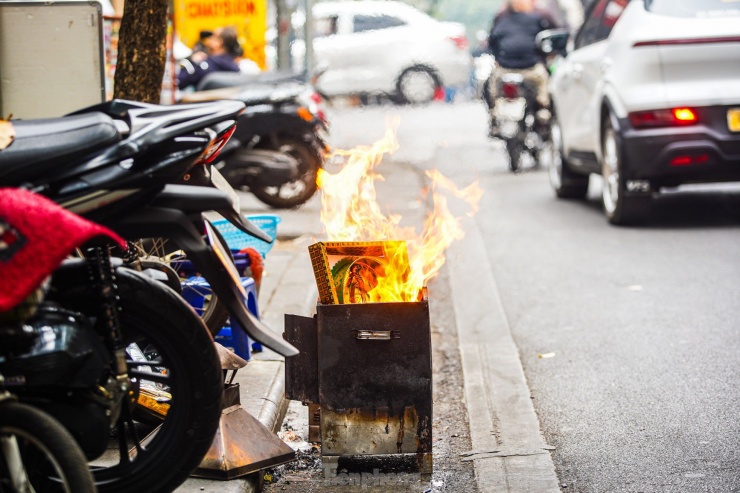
[
  {"left": 251, "top": 137, "right": 321, "bottom": 209},
  {"left": 56, "top": 266, "right": 223, "bottom": 493},
  {"left": 0, "top": 401, "right": 96, "bottom": 493},
  {"left": 131, "top": 237, "right": 231, "bottom": 337},
  {"left": 505, "top": 137, "right": 522, "bottom": 172}
]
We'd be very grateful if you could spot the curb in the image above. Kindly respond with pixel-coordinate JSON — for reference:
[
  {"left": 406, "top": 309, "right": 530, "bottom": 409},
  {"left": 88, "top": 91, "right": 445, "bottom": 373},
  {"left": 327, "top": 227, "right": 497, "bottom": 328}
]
[
  {"left": 448, "top": 217, "right": 561, "bottom": 493},
  {"left": 258, "top": 364, "right": 290, "bottom": 434}
]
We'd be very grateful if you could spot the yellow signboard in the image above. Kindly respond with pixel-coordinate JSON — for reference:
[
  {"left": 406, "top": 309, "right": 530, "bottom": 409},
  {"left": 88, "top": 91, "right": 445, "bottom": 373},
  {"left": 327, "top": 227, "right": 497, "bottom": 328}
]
[{"left": 174, "top": 0, "right": 267, "bottom": 69}]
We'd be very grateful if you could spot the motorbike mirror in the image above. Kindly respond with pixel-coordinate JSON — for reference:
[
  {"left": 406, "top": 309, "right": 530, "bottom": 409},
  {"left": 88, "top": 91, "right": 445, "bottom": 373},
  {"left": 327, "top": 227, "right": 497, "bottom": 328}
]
[{"left": 536, "top": 29, "right": 570, "bottom": 56}]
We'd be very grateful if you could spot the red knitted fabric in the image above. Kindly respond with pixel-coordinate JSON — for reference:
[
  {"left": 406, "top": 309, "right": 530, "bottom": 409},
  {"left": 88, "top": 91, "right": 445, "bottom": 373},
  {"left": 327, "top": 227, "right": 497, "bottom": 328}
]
[{"left": 0, "top": 188, "right": 126, "bottom": 311}]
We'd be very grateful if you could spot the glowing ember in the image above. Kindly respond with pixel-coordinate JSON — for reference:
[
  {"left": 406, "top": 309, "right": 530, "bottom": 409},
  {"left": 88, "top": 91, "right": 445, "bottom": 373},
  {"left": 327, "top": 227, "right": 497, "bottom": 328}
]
[{"left": 316, "top": 123, "right": 482, "bottom": 302}]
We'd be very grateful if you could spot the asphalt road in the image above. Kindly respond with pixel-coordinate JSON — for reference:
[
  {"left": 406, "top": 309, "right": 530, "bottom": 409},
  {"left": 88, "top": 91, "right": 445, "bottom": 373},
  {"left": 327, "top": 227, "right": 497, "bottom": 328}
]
[{"left": 327, "top": 100, "right": 740, "bottom": 493}]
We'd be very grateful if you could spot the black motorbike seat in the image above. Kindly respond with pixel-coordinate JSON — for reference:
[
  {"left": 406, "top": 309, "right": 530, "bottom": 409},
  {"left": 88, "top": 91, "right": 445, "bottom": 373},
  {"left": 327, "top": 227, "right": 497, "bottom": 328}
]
[{"left": 0, "top": 113, "right": 121, "bottom": 184}]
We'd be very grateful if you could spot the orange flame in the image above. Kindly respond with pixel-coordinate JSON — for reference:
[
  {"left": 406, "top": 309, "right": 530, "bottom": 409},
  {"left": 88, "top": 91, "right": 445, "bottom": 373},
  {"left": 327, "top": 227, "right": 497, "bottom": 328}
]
[{"left": 317, "top": 122, "right": 482, "bottom": 302}]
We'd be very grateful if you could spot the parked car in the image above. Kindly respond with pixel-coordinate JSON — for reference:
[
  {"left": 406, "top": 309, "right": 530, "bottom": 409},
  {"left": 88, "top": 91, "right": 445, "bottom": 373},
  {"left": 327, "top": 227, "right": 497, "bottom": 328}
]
[
  {"left": 543, "top": 0, "right": 740, "bottom": 225},
  {"left": 307, "top": 0, "right": 472, "bottom": 104}
]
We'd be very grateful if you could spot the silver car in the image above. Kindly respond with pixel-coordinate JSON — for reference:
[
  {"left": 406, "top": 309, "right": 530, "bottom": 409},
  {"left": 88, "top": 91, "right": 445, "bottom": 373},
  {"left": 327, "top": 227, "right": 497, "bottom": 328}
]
[{"left": 545, "top": 0, "right": 740, "bottom": 225}]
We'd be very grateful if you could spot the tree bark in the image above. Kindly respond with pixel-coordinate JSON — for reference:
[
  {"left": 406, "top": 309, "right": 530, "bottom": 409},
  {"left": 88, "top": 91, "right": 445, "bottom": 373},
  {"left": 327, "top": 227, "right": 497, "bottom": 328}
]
[{"left": 113, "top": 0, "right": 168, "bottom": 103}]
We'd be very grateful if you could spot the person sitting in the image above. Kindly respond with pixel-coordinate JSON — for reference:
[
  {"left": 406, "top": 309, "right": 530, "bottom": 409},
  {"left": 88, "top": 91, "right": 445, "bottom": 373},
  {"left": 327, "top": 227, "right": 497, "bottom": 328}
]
[{"left": 177, "top": 27, "right": 241, "bottom": 91}]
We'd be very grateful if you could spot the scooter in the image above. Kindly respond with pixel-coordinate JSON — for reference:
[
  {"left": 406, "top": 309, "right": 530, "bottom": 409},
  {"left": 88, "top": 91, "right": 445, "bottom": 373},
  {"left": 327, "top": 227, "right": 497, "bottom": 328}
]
[
  {"left": 0, "top": 187, "right": 221, "bottom": 493},
  {"left": 0, "top": 100, "right": 298, "bottom": 491},
  {"left": 181, "top": 79, "right": 329, "bottom": 209},
  {"left": 0, "top": 189, "right": 100, "bottom": 493},
  {"left": 0, "top": 98, "right": 296, "bottom": 355},
  {"left": 489, "top": 73, "right": 551, "bottom": 172}
]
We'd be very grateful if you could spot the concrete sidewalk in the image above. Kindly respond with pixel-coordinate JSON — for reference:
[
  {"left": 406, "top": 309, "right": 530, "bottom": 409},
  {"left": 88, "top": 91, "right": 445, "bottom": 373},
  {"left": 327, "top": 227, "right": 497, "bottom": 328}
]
[{"left": 176, "top": 195, "right": 322, "bottom": 493}]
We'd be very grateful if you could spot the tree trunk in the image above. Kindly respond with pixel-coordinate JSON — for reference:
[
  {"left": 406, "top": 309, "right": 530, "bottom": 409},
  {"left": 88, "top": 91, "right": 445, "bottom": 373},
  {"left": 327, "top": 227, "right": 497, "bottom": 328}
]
[{"left": 113, "top": 0, "right": 168, "bottom": 103}]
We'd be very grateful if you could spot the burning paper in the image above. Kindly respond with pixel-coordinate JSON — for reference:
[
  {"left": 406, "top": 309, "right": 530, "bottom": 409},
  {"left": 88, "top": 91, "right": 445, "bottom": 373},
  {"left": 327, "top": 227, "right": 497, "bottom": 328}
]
[{"left": 311, "top": 121, "right": 482, "bottom": 304}]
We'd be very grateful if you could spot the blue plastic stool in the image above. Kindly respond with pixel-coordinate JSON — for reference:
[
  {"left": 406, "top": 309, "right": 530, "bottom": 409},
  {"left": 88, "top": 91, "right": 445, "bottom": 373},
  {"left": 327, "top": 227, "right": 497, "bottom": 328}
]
[{"left": 181, "top": 276, "right": 259, "bottom": 360}]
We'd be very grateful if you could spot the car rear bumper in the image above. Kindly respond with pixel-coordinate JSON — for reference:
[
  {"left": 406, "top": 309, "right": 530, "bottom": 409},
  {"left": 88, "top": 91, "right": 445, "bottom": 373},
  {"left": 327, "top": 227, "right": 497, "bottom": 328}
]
[{"left": 619, "top": 106, "right": 740, "bottom": 189}]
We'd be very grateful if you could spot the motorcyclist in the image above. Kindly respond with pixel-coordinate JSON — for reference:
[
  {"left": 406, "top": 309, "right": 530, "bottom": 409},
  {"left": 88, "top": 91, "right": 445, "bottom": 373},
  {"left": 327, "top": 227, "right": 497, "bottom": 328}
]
[{"left": 486, "top": 0, "right": 557, "bottom": 136}]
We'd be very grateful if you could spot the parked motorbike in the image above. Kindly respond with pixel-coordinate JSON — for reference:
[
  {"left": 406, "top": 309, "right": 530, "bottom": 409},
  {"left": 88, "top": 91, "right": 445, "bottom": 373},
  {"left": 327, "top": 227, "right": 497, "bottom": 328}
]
[
  {"left": 488, "top": 73, "right": 551, "bottom": 172},
  {"left": 0, "top": 190, "right": 99, "bottom": 492},
  {"left": 181, "top": 77, "right": 329, "bottom": 209},
  {"left": 0, "top": 187, "right": 215, "bottom": 493},
  {"left": 0, "top": 99, "right": 298, "bottom": 491},
  {"left": 0, "top": 98, "right": 295, "bottom": 353}
]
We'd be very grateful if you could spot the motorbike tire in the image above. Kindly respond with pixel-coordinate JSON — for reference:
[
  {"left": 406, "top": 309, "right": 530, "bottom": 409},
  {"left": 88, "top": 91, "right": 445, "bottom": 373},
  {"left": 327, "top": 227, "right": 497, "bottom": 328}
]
[
  {"left": 0, "top": 400, "right": 96, "bottom": 493},
  {"left": 53, "top": 265, "right": 223, "bottom": 493},
  {"left": 505, "top": 138, "right": 522, "bottom": 172},
  {"left": 251, "top": 136, "right": 322, "bottom": 209}
]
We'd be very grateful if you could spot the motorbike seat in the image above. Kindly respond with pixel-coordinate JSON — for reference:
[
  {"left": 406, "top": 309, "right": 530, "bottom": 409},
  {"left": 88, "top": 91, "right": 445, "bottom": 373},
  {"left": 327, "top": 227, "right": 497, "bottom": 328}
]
[
  {"left": 196, "top": 70, "right": 305, "bottom": 92},
  {"left": 0, "top": 113, "right": 121, "bottom": 184}
]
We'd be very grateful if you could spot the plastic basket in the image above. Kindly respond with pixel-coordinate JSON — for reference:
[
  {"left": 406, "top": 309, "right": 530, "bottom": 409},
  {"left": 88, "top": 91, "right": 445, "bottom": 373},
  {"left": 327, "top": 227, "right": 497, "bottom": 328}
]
[{"left": 212, "top": 214, "right": 281, "bottom": 257}]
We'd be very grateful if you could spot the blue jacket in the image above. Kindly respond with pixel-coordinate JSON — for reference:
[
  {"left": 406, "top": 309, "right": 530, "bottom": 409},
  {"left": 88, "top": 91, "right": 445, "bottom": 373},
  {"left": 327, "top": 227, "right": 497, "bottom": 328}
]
[
  {"left": 177, "top": 54, "right": 240, "bottom": 90},
  {"left": 488, "top": 9, "right": 555, "bottom": 69}
]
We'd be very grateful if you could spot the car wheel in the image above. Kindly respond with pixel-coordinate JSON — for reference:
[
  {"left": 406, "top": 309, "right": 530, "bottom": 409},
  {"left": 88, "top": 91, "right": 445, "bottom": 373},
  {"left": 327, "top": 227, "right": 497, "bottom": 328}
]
[
  {"left": 601, "top": 117, "right": 651, "bottom": 225},
  {"left": 548, "top": 118, "right": 589, "bottom": 198},
  {"left": 395, "top": 66, "right": 440, "bottom": 105}
]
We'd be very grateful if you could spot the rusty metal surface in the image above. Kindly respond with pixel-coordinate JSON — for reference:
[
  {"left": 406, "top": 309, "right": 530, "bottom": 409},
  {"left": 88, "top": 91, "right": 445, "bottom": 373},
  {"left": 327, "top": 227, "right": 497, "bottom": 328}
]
[
  {"left": 308, "top": 403, "right": 322, "bottom": 443},
  {"left": 192, "top": 383, "right": 296, "bottom": 480},
  {"left": 215, "top": 343, "right": 249, "bottom": 370},
  {"left": 284, "top": 291, "right": 433, "bottom": 474},
  {"left": 284, "top": 314, "right": 319, "bottom": 403},
  {"left": 316, "top": 296, "right": 431, "bottom": 414},
  {"left": 321, "top": 406, "right": 422, "bottom": 455},
  {"left": 316, "top": 293, "right": 432, "bottom": 466}
]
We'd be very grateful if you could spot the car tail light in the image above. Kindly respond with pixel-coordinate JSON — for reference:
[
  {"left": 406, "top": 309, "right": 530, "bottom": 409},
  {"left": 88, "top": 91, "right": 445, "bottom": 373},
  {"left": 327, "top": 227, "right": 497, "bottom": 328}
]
[
  {"left": 310, "top": 92, "right": 322, "bottom": 104},
  {"left": 196, "top": 125, "right": 237, "bottom": 165},
  {"left": 448, "top": 34, "right": 468, "bottom": 50},
  {"left": 670, "top": 154, "right": 709, "bottom": 167},
  {"left": 628, "top": 108, "right": 699, "bottom": 128},
  {"left": 673, "top": 108, "right": 697, "bottom": 122},
  {"left": 501, "top": 82, "right": 519, "bottom": 99}
]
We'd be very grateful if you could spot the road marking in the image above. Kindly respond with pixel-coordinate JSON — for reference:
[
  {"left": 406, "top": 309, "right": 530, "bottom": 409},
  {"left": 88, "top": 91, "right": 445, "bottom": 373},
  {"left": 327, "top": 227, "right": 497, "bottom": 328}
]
[{"left": 447, "top": 216, "right": 560, "bottom": 493}]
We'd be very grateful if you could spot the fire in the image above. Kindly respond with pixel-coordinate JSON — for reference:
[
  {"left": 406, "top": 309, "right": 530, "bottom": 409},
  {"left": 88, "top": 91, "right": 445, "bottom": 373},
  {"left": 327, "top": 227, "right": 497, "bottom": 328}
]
[{"left": 316, "top": 123, "right": 482, "bottom": 302}]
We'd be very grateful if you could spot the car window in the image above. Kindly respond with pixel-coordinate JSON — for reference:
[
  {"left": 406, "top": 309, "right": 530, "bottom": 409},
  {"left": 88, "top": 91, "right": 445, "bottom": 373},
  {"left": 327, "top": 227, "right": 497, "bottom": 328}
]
[
  {"left": 645, "top": 0, "right": 740, "bottom": 18},
  {"left": 593, "top": 0, "right": 629, "bottom": 43},
  {"left": 352, "top": 14, "right": 407, "bottom": 33},
  {"left": 574, "top": 0, "right": 608, "bottom": 50},
  {"left": 314, "top": 16, "right": 338, "bottom": 38}
]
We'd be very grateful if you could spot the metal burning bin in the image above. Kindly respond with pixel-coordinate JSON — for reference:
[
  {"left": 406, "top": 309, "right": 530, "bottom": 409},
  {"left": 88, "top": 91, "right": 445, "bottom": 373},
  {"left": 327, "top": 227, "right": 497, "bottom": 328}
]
[{"left": 285, "top": 289, "right": 432, "bottom": 476}]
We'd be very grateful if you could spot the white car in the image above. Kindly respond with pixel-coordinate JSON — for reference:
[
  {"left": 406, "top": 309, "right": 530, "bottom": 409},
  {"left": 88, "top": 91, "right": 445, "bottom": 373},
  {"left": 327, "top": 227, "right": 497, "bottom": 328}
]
[
  {"left": 544, "top": 0, "right": 740, "bottom": 225},
  {"left": 309, "top": 0, "right": 472, "bottom": 104}
]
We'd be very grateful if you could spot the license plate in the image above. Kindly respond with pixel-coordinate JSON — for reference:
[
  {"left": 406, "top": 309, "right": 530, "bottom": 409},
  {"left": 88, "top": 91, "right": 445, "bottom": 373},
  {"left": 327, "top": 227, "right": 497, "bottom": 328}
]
[
  {"left": 728, "top": 108, "right": 740, "bottom": 132},
  {"left": 210, "top": 166, "right": 240, "bottom": 212},
  {"left": 494, "top": 98, "right": 526, "bottom": 121}
]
